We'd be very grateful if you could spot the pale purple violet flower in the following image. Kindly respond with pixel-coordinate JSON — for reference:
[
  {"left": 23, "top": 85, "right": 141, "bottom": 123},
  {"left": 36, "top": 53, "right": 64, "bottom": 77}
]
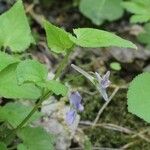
[
  {"left": 95, "top": 71, "right": 111, "bottom": 101},
  {"left": 71, "top": 64, "right": 111, "bottom": 101},
  {"left": 66, "top": 91, "right": 84, "bottom": 125}
]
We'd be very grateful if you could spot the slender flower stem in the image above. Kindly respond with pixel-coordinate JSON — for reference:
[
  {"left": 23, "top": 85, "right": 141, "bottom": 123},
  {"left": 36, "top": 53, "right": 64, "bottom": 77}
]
[
  {"left": 92, "top": 87, "right": 119, "bottom": 127},
  {"left": 4, "top": 50, "right": 72, "bottom": 142}
]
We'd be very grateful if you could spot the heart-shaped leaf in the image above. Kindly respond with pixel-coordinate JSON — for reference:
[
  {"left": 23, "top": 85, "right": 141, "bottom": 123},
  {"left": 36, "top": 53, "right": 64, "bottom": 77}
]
[
  {"left": 16, "top": 59, "right": 48, "bottom": 86},
  {"left": 44, "top": 20, "right": 74, "bottom": 54},
  {"left": 17, "top": 127, "right": 54, "bottom": 150},
  {"left": 0, "top": 0, "right": 34, "bottom": 52},
  {"left": 127, "top": 73, "right": 150, "bottom": 123},
  {"left": 46, "top": 80, "right": 68, "bottom": 96},
  {"left": 0, "top": 102, "right": 41, "bottom": 128},
  {"left": 80, "top": 0, "right": 124, "bottom": 25},
  {"left": 0, "top": 64, "right": 41, "bottom": 100},
  {"left": 0, "top": 52, "right": 20, "bottom": 72},
  {"left": 69, "top": 28, "right": 137, "bottom": 49}
]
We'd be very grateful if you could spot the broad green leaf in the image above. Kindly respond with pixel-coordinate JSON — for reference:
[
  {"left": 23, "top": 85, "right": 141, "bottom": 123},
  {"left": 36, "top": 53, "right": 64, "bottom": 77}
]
[
  {"left": 17, "top": 126, "right": 54, "bottom": 150},
  {"left": 127, "top": 73, "right": 150, "bottom": 123},
  {"left": 46, "top": 80, "right": 68, "bottom": 96},
  {"left": 137, "top": 23, "right": 150, "bottom": 48},
  {"left": 16, "top": 59, "right": 48, "bottom": 86},
  {"left": 0, "top": 64, "right": 41, "bottom": 100},
  {"left": 0, "top": 142, "right": 7, "bottom": 150},
  {"left": 44, "top": 20, "right": 74, "bottom": 54},
  {"left": 0, "top": 102, "right": 41, "bottom": 128},
  {"left": 122, "top": 0, "right": 150, "bottom": 23},
  {"left": 0, "top": 52, "right": 20, "bottom": 72},
  {"left": 130, "top": 15, "right": 150, "bottom": 23},
  {"left": 69, "top": 28, "right": 137, "bottom": 49},
  {"left": 0, "top": 0, "right": 34, "bottom": 52},
  {"left": 80, "top": 0, "right": 124, "bottom": 25}
]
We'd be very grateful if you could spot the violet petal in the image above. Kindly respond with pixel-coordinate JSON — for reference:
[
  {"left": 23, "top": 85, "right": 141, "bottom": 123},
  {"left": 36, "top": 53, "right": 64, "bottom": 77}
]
[
  {"left": 66, "top": 109, "right": 76, "bottom": 125},
  {"left": 101, "top": 71, "right": 111, "bottom": 89},
  {"left": 69, "top": 91, "right": 82, "bottom": 110},
  {"left": 98, "top": 86, "right": 109, "bottom": 101},
  {"left": 78, "top": 104, "right": 84, "bottom": 112}
]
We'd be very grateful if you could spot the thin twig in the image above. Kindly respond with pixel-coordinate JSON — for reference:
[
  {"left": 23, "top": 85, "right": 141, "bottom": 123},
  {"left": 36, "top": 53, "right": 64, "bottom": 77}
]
[
  {"left": 121, "top": 140, "right": 139, "bottom": 149},
  {"left": 69, "top": 147, "right": 121, "bottom": 150},
  {"left": 80, "top": 121, "right": 150, "bottom": 144},
  {"left": 25, "top": 3, "right": 34, "bottom": 13},
  {"left": 80, "top": 121, "right": 133, "bottom": 134},
  {"left": 93, "top": 147, "right": 121, "bottom": 150},
  {"left": 25, "top": 3, "right": 44, "bottom": 26},
  {"left": 132, "top": 128, "right": 150, "bottom": 138},
  {"left": 110, "top": 84, "right": 128, "bottom": 89},
  {"left": 122, "top": 129, "right": 150, "bottom": 149},
  {"left": 92, "top": 87, "right": 119, "bottom": 126},
  {"left": 128, "top": 128, "right": 150, "bottom": 143}
]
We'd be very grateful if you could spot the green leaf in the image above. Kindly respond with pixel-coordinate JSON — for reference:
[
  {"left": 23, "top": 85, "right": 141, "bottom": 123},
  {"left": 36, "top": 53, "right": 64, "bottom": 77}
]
[
  {"left": 80, "top": 0, "right": 124, "bottom": 25},
  {"left": 122, "top": 0, "right": 150, "bottom": 23},
  {"left": 44, "top": 20, "right": 74, "bottom": 54},
  {"left": 0, "top": 142, "right": 7, "bottom": 150},
  {"left": 17, "top": 144, "right": 27, "bottom": 150},
  {"left": 16, "top": 59, "right": 48, "bottom": 86},
  {"left": 0, "top": 0, "right": 34, "bottom": 52},
  {"left": 127, "top": 72, "right": 150, "bottom": 123},
  {"left": 0, "top": 102, "right": 41, "bottom": 128},
  {"left": 84, "top": 137, "right": 92, "bottom": 150},
  {"left": 130, "top": 15, "right": 150, "bottom": 23},
  {"left": 137, "top": 23, "right": 150, "bottom": 47},
  {"left": 69, "top": 28, "right": 137, "bottom": 49},
  {"left": 110, "top": 62, "right": 121, "bottom": 71},
  {"left": 0, "top": 52, "right": 20, "bottom": 72},
  {"left": 0, "top": 124, "right": 15, "bottom": 146},
  {"left": 0, "top": 64, "right": 41, "bottom": 100},
  {"left": 17, "top": 126, "right": 54, "bottom": 150},
  {"left": 46, "top": 80, "right": 68, "bottom": 96}
]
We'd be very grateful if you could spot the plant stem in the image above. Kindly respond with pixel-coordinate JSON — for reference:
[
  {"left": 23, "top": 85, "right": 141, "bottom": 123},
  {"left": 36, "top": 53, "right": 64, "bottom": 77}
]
[
  {"left": 53, "top": 50, "right": 71, "bottom": 80},
  {"left": 4, "top": 50, "right": 72, "bottom": 142},
  {"left": 17, "top": 92, "right": 51, "bottom": 129}
]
